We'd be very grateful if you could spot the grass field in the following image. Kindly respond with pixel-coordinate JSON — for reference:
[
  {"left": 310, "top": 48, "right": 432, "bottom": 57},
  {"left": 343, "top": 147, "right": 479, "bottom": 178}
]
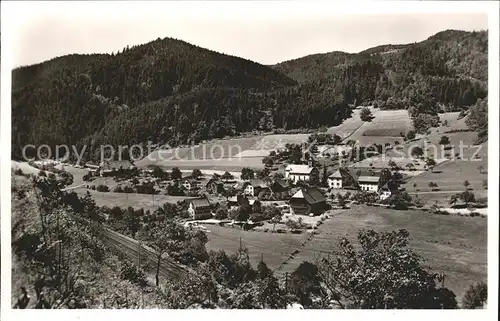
[
  {"left": 439, "top": 112, "right": 469, "bottom": 131},
  {"left": 278, "top": 205, "right": 487, "bottom": 300},
  {"left": 71, "top": 186, "right": 192, "bottom": 211},
  {"left": 397, "top": 117, "right": 488, "bottom": 206},
  {"left": 403, "top": 157, "right": 488, "bottom": 206},
  {"left": 11, "top": 161, "right": 44, "bottom": 175},
  {"left": 137, "top": 133, "right": 311, "bottom": 171},
  {"left": 327, "top": 108, "right": 365, "bottom": 139},
  {"left": 203, "top": 205, "right": 487, "bottom": 300},
  {"left": 253, "top": 133, "right": 311, "bottom": 150},
  {"left": 137, "top": 157, "right": 266, "bottom": 172},
  {"left": 332, "top": 108, "right": 412, "bottom": 146},
  {"left": 348, "top": 155, "right": 445, "bottom": 171},
  {"left": 205, "top": 225, "right": 308, "bottom": 270}
]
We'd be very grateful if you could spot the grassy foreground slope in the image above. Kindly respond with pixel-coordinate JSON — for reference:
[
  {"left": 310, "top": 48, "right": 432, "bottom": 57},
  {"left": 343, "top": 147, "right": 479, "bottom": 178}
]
[{"left": 279, "top": 206, "right": 487, "bottom": 299}]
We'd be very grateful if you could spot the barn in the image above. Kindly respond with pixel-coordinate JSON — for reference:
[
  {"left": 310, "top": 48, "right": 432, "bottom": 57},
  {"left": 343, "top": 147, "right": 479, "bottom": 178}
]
[{"left": 289, "top": 187, "right": 328, "bottom": 216}]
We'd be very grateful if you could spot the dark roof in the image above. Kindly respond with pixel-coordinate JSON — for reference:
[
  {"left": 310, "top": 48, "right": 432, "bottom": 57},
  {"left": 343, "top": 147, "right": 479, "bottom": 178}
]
[
  {"left": 349, "top": 169, "right": 380, "bottom": 181},
  {"left": 249, "top": 179, "right": 268, "bottom": 188},
  {"left": 292, "top": 187, "right": 326, "bottom": 205},
  {"left": 206, "top": 178, "right": 223, "bottom": 186},
  {"left": 190, "top": 198, "right": 211, "bottom": 208},
  {"left": 272, "top": 179, "right": 291, "bottom": 189},
  {"left": 257, "top": 189, "right": 271, "bottom": 198},
  {"left": 227, "top": 195, "right": 250, "bottom": 207},
  {"left": 379, "top": 183, "right": 390, "bottom": 191}
]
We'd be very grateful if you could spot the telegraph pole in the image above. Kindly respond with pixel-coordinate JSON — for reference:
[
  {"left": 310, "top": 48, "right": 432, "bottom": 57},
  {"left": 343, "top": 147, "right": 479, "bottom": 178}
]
[{"left": 285, "top": 272, "right": 289, "bottom": 294}]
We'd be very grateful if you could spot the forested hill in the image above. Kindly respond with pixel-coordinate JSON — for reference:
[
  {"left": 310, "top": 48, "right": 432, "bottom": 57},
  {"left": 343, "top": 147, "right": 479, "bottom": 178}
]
[
  {"left": 13, "top": 37, "right": 297, "bottom": 102},
  {"left": 272, "top": 29, "right": 488, "bottom": 111},
  {"left": 12, "top": 36, "right": 349, "bottom": 160}
]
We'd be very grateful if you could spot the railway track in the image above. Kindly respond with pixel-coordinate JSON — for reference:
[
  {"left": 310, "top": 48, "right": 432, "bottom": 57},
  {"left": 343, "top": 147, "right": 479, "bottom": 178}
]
[
  {"left": 103, "top": 227, "right": 188, "bottom": 281},
  {"left": 69, "top": 213, "right": 189, "bottom": 282}
]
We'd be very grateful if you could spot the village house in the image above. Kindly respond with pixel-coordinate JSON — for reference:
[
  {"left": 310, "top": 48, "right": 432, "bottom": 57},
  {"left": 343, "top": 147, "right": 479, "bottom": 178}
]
[
  {"left": 358, "top": 175, "right": 380, "bottom": 192},
  {"left": 205, "top": 178, "right": 225, "bottom": 195},
  {"left": 270, "top": 179, "right": 292, "bottom": 199},
  {"left": 99, "top": 160, "right": 135, "bottom": 177},
  {"left": 284, "top": 164, "right": 319, "bottom": 184},
  {"left": 187, "top": 198, "right": 213, "bottom": 220},
  {"left": 289, "top": 187, "right": 328, "bottom": 216},
  {"left": 239, "top": 179, "right": 269, "bottom": 197},
  {"left": 226, "top": 194, "right": 256, "bottom": 210},
  {"left": 180, "top": 178, "right": 193, "bottom": 191},
  {"left": 327, "top": 170, "right": 343, "bottom": 189}
]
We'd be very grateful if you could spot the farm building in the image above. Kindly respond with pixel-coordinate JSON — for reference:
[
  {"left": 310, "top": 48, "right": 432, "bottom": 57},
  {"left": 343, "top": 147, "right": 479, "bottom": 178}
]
[
  {"left": 227, "top": 195, "right": 251, "bottom": 208},
  {"left": 205, "top": 178, "right": 225, "bottom": 195},
  {"left": 187, "top": 198, "right": 213, "bottom": 220},
  {"left": 270, "top": 179, "right": 292, "bottom": 199},
  {"left": 289, "top": 187, "right": 328, "bottom": 216},
  {"left": 358, "top": 175, "right": 380, "bottom": 192},
  {"left": 99, "top": 160, "right": 135, "bottom": 177},
  {"left": 284, "top": 164, "right": 319, "bottom": 184}
]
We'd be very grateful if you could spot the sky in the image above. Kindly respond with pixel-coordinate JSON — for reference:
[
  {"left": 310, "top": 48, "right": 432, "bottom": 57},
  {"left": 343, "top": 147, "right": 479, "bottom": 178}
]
[{"left": 2, "top": 1, "right": 489, "bottom": 68}]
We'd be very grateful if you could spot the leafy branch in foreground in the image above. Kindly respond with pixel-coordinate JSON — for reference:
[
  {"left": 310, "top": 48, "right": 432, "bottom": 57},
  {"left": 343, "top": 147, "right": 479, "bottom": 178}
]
[{"left": 316, "top": 229, "right": 458, "bottom": 309}]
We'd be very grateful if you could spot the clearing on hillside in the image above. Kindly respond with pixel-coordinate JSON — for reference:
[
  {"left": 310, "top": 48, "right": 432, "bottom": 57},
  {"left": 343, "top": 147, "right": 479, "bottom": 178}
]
[
  {"left": 328, "top": 107, "right": 412, "bottom": 146},
  {"left": 344, "top": 108, "right": 412, "bottom": 145}
]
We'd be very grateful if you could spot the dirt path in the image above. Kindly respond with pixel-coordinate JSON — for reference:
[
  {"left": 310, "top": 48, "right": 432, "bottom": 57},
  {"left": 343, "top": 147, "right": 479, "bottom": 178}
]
[{"left": 273, "top": 209, "right": 348, "bottom": 278}]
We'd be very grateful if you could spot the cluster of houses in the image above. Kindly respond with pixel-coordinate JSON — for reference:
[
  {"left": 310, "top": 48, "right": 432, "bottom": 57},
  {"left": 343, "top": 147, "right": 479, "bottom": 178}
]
[
  {"left": 81, "top": 160, "right": 393, "bottom": 222},
  {"left": 186, "top": 164, "right": 332, "bottom": 221},
  {"left": 85, "top": 160, "right": 136, "bottom": 177},
  {"left": 187, "top": 184, "right": 329, "bottom": 221},
  {"left": 327, "top": 168, "right": 392, "bottom": 200}
]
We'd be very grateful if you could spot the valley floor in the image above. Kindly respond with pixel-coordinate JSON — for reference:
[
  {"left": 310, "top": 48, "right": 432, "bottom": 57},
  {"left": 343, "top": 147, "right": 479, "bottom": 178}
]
[{"left": 203, "top": 205, "right": 487, "bottom": 300}]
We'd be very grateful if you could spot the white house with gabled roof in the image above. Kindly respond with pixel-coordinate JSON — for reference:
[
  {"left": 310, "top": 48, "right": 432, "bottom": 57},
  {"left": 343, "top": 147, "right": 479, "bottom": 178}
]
[
  {"left": 327, "top": 170, "right": 343, "bottom": 189},
  {"left": 285, "top": 164, "right": 319, "bottom": 183}
]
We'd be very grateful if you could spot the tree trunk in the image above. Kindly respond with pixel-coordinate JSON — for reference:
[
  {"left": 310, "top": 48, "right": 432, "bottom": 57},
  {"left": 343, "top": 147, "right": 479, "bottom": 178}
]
[{"left": 155, "top": 255, "right": 161, "bottom": 286}]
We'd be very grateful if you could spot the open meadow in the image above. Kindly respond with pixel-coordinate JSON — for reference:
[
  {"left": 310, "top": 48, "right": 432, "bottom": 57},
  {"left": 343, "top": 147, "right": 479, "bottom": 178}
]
[
  {"left": 328, "top": 107, "right": 412, "bottom": 146},
  {"left": 70, "top": 186, "right": 192, "bottom": 211},
  {"left": 205, "top": 224, "right": 308, "bottom": 270},
  {"left": 202, "top": 205, "right": 487, "bottom": 300},
  {"left": 277, "top": 205, "right": 487, "bottom": 300},
  {"left": 136, "top": 133, "right": 311, "bottom": 171}
]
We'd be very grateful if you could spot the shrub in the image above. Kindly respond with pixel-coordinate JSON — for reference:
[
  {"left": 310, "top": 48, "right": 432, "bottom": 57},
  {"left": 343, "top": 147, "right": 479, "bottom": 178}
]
[
  {"left": 96, "top": 185, "right": 109, "bottom": 192},
  {"left": 123, "top": 186, "right": 135, "bottom": 193},
  {"left": 462, "top": 282, "right": 487, "bottom": 309},
  {"left": 14, "top": 168, "right": 24, "bottom": 176},
  {"left": 119, "top": 260, "right": 147, "bottom": 287},
  {"left": 360, "top": 108, "right": 373, "bottom": 122},
  {"left": 82, "top": 171, "right": 93, "bottom": 181}
]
